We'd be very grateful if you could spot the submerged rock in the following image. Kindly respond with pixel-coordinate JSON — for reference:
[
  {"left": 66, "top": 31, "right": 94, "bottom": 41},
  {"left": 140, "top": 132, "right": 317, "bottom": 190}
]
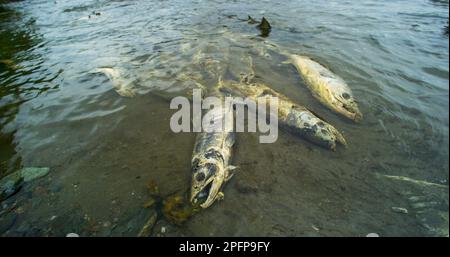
[
  {"left": 20, "top": 167, "right": 50, "bottom": 182},
  {"left": 0, "top": 172, "right": 23, "bottom": 201},
  {"left": 0, "top": 167, "right": 50, "bottom": 202}
]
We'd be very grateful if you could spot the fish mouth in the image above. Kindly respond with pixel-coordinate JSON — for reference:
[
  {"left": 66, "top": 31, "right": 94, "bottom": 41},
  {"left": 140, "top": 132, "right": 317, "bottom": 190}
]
[
  {"left": 192, "top": 173, "right": 225, "bottom": 208},
  {"left": 334, "top": 98, "right": 363, "bottom": 122},
  {"left": 343, "top": 104, "right": 363, "bottom": 122},
  {"left": 191, "top": 178, "right": 221, "bottom": 209},
  {"left": 192, "top": 181, "right": 213, "bottom": 205}
]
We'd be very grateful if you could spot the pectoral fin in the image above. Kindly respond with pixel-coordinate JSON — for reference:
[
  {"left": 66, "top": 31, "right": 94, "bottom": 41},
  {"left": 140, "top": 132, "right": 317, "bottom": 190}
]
[
  {"left": 217, "top": 192, "right": 225, "bottom": 201},
  {"left": 225, "top": 165, "right": 238, "bottom": 181}
]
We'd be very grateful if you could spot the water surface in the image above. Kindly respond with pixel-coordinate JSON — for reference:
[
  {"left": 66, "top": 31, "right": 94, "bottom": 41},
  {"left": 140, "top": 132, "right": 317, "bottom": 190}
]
[{"left": 0, "top": 0, "right": 448, "bottom": 236}]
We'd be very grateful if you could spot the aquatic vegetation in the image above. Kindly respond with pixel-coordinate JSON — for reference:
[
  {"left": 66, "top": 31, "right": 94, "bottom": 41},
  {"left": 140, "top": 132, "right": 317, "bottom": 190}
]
[
  {"left": 138, "top": 180, "right": 199, "bottom": 236},
  {"left": 142, "top": 197, "right": 156, "bottom": 209},
  {"left": 162, "top": 194, "right": 200, "bottom": 225},
  {"left": 146, "top": 180, "right": 160, "bottom": 196}
]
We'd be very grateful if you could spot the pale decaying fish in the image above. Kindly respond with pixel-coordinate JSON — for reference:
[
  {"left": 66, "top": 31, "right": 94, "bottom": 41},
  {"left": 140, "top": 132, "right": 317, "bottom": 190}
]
[
  {"left": 221, "top": 80, "right": 346, "bottom": 151},
  {"left": 288, "top": 54, "right": 362, "bottom": 122},
  {"left": 94, "top": 67, "right": 136, "bottom": 97},
  {"left": 190, "top": 90, "right": 236, "bottom": 208}
]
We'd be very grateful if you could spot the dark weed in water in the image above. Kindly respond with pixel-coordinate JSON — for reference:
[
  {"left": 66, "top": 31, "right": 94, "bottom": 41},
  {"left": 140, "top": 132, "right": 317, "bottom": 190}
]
[{"left": 138, "top": 180, "right": 200, "bottom": 236}]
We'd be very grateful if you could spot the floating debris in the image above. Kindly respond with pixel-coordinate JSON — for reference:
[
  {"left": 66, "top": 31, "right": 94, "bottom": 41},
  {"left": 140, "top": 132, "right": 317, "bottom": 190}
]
[
  {"left": 247, "top": 15, "right": 258, "bottom": 24},
  {"left": 311, "top": 225, "right": 320, "bottom": 231},
  {"left": 377, "top": 173, "right": 448, "bottom": 236},
  {"left": 376, "top": 173, "right": 448, "bottom": 188},
  {"left": 93, "top": 67, "right": 136, "bottom": 97},
  {"left": 257, "top": 17, "right": 271, "bottom": 37},
  {"left": 257, "top": 17, "right": 271, "bottom": 30},
  {"left": 391, "top": 207, "right": 408, "bottom": 214}
]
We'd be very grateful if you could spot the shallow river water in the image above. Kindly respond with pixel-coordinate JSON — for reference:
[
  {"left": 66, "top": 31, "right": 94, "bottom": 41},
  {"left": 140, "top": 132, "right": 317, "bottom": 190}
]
[{"left": 0, "top": 0, "right": 448, "bottom": 236}]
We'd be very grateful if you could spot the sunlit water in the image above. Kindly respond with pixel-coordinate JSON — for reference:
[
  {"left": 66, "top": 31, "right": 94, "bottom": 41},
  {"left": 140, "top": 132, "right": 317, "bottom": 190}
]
[{"left": 0, "top": 0, "right": 448, "bottom": 236}]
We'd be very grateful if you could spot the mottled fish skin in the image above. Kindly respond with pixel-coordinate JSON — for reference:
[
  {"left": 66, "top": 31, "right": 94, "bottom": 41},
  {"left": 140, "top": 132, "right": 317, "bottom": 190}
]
[
  {"left": 290, "top": 54, "right": 362, "bottom": 122},
  {"left": 222, "top": 80, "right": 346, "bottom": 151},
  {"left": 190, "top": 93, "right": 235, "bottom": 208}
]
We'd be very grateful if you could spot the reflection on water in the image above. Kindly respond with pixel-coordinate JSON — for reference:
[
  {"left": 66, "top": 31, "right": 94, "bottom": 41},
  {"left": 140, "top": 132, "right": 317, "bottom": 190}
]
[
  {"left": 0, "top": 0, "right": 448, "bottom": 236},
  {"left": 0, "top": 4, "right": 44, "bottom": 176}
]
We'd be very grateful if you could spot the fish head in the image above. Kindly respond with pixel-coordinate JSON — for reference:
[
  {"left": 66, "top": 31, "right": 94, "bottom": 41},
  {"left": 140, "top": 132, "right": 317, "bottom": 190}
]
[
  {"left": 190, "top": 159, "right": 224, "bottom": 208},
  {"left": 329, "top": 88, "right": 363, "bottom": 122}
]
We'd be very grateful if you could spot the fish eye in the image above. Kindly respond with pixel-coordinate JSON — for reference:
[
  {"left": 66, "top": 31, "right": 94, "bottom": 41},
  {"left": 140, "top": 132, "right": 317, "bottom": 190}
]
[
  {"left": 342, "top": 93, "right": 350, "bottom": 99},
  {"left": 196, "top": 172, "right": 206, "bottom": 182}
]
